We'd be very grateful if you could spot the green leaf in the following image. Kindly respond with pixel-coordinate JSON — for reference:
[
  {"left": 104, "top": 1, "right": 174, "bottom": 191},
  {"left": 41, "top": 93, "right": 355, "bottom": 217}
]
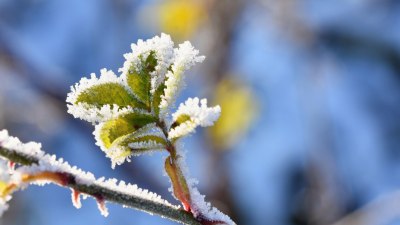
[
  {"left": 170, "top": 114, "right": 191, "bottom": 130},
  {"left": 114, "top": 134, "right": 167, "bottom": 152},
  {"left": 76, "top": 83, "right": 145, "bottom": 109},
  {"left": 152, "top": 82, "right": 166, "bottom": 117},
  {"left": 126, "top": 51, "right": 157, "bottom": 108},
  {"left": 109, "top": 134, "right": 167, "bottom": 162},
  {"left": 98, "top": 112, "right": 157, "bottom": 149}
]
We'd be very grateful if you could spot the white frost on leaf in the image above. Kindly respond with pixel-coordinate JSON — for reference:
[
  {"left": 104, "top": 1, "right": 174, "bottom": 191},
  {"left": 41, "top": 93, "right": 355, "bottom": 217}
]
[
  {"left": 128, "top": 140, "right": 165, "bottom": 151},
  {"left": 66, "top": 69, "right": 133, "bottom": 124},
  {"left": 159, "top": 42, "right": 205, "bottom": 118},
  {"left": 0, "top": 158, "right": 12, "bottom": 217},
  {"left": 0, "top": 129, "right": 179, "bottom": 217},
  {"left": 93, "top": 121, "right": 165, "bottom": 169},
  {"left": 168, "top": 97, "right": 221, "bottom": 139},
  {"left": 68, "top": 103, "right": 135, "bottom": 124},
  {"left": 119, "top": 33, "right": 175, "bottom": 92}
]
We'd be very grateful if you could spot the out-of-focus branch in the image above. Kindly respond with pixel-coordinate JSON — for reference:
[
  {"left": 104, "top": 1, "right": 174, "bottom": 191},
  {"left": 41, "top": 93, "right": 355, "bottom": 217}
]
[{"left": 330, "top": 191, "right": 400, "bottom": 225}]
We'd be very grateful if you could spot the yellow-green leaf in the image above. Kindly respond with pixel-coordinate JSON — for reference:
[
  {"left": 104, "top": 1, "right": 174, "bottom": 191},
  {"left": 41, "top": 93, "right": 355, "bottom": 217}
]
[
  {"left": 114, "top": 134, "right": 167, "bottom": 152},
  {"left": 170, "top": 114, "right": 191, "bottom": 130},
  {"left": 76, "top": 83, "right": 144, "bottom": 109},
  {"left": 98, "top": 112, "right": 157, "bottom": 149}
]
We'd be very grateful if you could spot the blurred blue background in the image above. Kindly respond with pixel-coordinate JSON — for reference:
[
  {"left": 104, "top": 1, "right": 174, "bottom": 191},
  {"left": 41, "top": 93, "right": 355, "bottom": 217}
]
[{"left": 1, "top": 1, "right": 400, "bottom": 225}]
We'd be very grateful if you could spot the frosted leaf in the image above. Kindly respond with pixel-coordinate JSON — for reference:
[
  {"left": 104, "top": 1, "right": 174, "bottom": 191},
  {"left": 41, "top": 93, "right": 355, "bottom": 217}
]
[
  {"left": 128, "top": 140, "right": 165, "bottom": 150},
  {"left": 168, "top": 98, "right": 221, "bottom": 139},
  {"left": 173, "top": 41, "right": 206, "bottom": 73},
  {"left": 0, "top": 158, "right": 12, "bottom": 217},
  {"left": 67, "top": 68, "right": 128, "bottom": 106},
  {"left": 93, "top": 116, "right": 162, "bottom": 168},
  {"left": 67, "top": 103, "right": 136, "bottom": 124},
  {"left": 159, "top": 42, "right": 205, "bottom": 117},
  {"left": 119, "top": 33, "right": 175, "bottom": 92},
  {"left": 66, "top": 69, "right": 144, "bottom": 124}
]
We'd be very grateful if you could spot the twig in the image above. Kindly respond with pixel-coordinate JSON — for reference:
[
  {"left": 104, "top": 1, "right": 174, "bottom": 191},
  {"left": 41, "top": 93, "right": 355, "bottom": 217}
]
[{"left": 0, "top": 146, "right": 201, "bottom": 225}]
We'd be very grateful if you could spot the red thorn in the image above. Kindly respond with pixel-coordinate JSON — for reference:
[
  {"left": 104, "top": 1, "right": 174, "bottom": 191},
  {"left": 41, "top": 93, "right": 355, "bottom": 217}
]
[
  {"left": 8, "top": 161, "right": 15, "bottom": 170},
  {"left": 95, "top": 195, "right": 109, "bottom": 217},
  {"left": 71, "top": 189, "right": 82, "bottom": 209}
]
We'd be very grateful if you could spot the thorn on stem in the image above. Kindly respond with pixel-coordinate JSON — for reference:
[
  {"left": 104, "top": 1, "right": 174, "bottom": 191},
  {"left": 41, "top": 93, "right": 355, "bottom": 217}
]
[
  {"left": 95, "top": 195, "right": 109, "bottom": 217},
  {"left": 71, "top": 189, "right": 82, "bottom": 209}
]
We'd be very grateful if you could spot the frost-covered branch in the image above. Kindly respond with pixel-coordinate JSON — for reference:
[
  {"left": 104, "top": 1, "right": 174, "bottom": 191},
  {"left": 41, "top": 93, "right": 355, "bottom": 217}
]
[
  {"left": 1, "top": 33, "right": 235, "bottom": 225},
  {"left": 0, "top": 130, "right": 201, "bottom": 225}
]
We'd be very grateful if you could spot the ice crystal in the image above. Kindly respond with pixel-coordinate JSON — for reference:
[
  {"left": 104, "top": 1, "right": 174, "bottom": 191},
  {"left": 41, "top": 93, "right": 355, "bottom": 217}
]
[
  {"left": 173, "top": 146, "right": 235, "bottom": 225},
  {"left": 66, "top": 69, "right": 134, "bottom": 124},
  {"left": 0, "top": 130, "right": 178, "bottom": 217},
  {"left": 159, "top": 42, "right": 205, "bottom": 117},
  {"left": 67, "top": 34, "right": 205, "bottom": 167},
  {"left": 119, "top": 33, "right": 175, "bottom": 92},
  {"left": 0, "top": 158, "right": 12, "bottom": 217},
  {"left": 169, "top": 97, "right": 221, "bottom": 139}
]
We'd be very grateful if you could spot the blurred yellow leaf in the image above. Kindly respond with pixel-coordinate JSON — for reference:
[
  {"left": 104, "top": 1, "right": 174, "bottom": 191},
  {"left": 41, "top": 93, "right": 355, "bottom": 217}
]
[
  {"left": 158, "top": 0, "right": 206, "bottom": 40},
  {"left": 0, "top": 181, "right": 8, "bottom": 196},
  {"left": 209, "top": 77, "right": 258, "bottom": 151}
]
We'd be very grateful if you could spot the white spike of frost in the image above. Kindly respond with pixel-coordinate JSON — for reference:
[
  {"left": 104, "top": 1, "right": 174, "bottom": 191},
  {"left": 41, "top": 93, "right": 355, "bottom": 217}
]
[
  {"left": 159, "top": 42, "right": 205, "bottom": 117},
  {"left": 168, "top": 97, "right": 221, "bottom": 139}
]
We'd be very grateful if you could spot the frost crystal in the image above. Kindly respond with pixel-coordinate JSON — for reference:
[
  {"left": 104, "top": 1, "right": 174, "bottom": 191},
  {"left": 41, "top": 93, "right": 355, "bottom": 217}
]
[
  {"left": 119, "top": 33, "right": 174, "bottom": 90},
  {"left": 0, "top": 158, "right": 11, "bottom": 217},
  {"left": 66, "top": 69, "right": 133, "bottom": 124},
  {"left": 0, "top": 130, "right": 178, "bottom": 217},
  {"left": 173, "top": 146, "right": 235, "bottom": 225},
  {"left": 169, "top": 98, "right": 221, "bottom": 139},
  {"left": 128, "top": 140, "right": 165, "bottom": 150},
  {"left": 159, "top": 42, "right": 205, "bottom": 117},
  {"left": 119, "top": 33, "right": 175, "bottom": 92}
]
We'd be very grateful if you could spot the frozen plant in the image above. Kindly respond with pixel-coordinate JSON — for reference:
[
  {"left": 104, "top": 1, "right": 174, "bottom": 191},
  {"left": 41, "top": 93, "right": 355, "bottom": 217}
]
[{"left": 0, "top": 34, "right": 235, "bottom": 225}]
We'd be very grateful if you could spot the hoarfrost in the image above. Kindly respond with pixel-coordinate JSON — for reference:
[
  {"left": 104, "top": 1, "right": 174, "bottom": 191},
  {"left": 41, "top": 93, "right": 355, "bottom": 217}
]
[
  {"left": 66, "top": 69, "right": 134, "bottom": 124},
  {"left": 0, "top": 129, "right": 178, "bottom": 217},
  {"left": 159, "top": 42, "right": 205, "bottom": 118},
  {"left": 119, "top": 33, "right": 175, "bottom": 92},
  {"left": 169, "top": 97, "right": 221, "bottom": 139}
]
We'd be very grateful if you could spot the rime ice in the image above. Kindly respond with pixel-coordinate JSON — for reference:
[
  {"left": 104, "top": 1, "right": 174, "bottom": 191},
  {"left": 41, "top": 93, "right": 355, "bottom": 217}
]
[
  {"left": 0, "top": 129, "right": 178, "bottom": 217},
  {"left": 169, "top": 98, "right": 221, "bottom": 139},
  {"left": 3, "top": 33, "right": 235, "bottom": 224},
  {"left": 66, "top": 33, "right": 206, "bottom": 167}
]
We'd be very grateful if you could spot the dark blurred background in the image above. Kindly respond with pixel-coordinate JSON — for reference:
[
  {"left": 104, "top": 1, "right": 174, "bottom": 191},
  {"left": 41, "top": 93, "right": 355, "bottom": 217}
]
[{"left": 1, "top": 0, "right": 400, "bottom": 225}]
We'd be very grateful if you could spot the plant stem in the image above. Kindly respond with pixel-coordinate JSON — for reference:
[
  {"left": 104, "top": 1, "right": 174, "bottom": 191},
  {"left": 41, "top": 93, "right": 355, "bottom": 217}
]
[
  {"left": 0, "top": 146, "right": 201, "bottom": 225},
  {"left": 157, "top": 120, "right": 192, "bottom": 210}
]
